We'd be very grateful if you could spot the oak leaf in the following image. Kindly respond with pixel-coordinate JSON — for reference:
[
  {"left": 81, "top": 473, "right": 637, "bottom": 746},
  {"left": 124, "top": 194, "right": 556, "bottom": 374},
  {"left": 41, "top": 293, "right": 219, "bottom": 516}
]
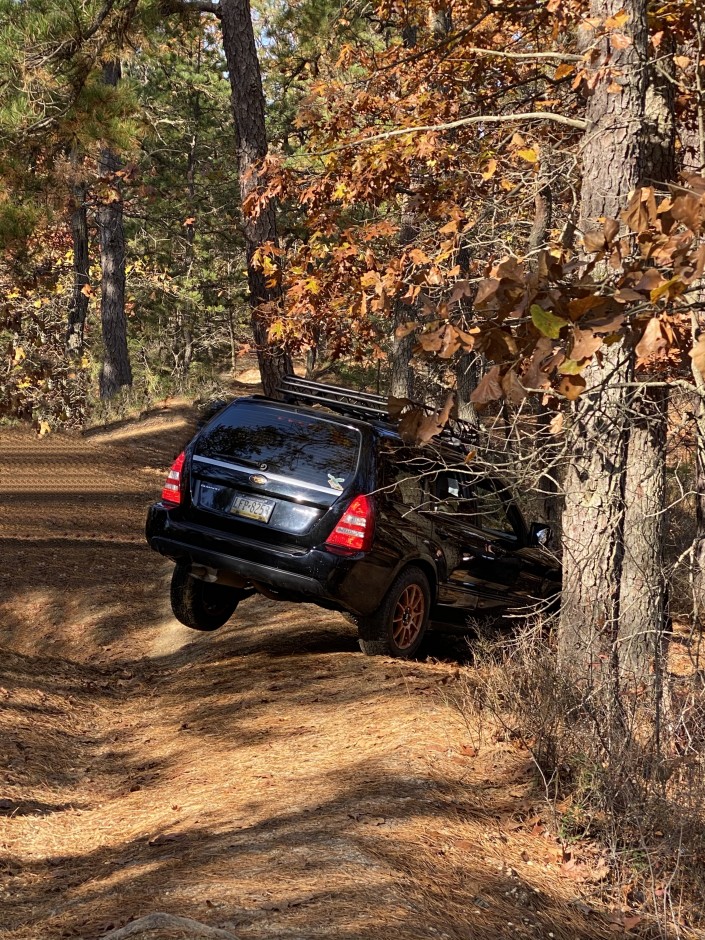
[
  {"left": 689, "top": 336, "right": 705, "bottom": 378},
  {"left": 482, "top": 159, "right": 498, "bottom": 181},
  {"left": 531, "top": 304, "right": 569, "bottom": 339},
  {"left": 501, "top": 369, "right": 526, "bottom": 405},
  {"left": 558, "top": 374, "right": 586, "bottom": 400},
  {"left": 570, "top": 328, "right": 603, "bottom": 360},
  {"left": 470, "top": 366, "right": 503, "bottom": 407},
  {"left": 635, "top": 317, "right": 670, "bottom": 364}
]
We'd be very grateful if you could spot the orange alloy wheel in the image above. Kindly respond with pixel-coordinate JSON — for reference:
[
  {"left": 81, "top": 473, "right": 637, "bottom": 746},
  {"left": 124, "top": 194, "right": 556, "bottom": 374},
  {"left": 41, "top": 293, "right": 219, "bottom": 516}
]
[{"left": 392, "top": 583, "right": 426, "bottom": 649}]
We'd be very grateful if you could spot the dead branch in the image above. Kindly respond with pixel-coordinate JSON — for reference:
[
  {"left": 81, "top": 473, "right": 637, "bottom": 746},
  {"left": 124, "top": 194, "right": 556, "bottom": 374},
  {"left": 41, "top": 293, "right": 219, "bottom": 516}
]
[
  {"left": 99, "top": 912, "right": 238, "bottom": 940},
  {"left": 311, "top": 111, "right": 587, "bottom": 156}
]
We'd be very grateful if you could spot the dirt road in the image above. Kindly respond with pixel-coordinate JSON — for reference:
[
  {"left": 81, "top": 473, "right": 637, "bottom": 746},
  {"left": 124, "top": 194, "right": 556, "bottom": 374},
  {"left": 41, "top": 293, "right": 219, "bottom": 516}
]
[{"left": 0, "top": 408, "right": 613, "bottom": 940}]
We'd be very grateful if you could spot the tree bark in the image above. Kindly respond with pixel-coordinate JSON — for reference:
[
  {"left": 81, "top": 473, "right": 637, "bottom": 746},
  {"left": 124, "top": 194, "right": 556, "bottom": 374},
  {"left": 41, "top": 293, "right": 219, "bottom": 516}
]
[
  {"left": 616, "top": 42, "right": 675, "bottom": 686},
  {"left": 558, "top": 0, "right": 648, "bottom": 680},
  {"left": 220, "top": 0, "right": 292, "bottom": 397},
  {"left": 618, "top": 384, "right": 669, "bottom": 685},
  {"left": 455, "top": 352, "right": 482, "bottom": 426},
  {"left": 390, "top": 202, "right": 416, "bottom": 399},
  {"left": 98, "top": 61, "right": 132, "bottom": 398},
  {"left": 67, "top": 182, "right": 89, "bottom": 354}
]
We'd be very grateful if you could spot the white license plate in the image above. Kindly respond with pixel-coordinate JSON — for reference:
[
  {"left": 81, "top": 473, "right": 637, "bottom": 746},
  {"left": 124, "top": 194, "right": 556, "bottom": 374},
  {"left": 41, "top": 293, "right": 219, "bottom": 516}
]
[{"left": 230, "top": 494, "right": 276, "bottom": 523}]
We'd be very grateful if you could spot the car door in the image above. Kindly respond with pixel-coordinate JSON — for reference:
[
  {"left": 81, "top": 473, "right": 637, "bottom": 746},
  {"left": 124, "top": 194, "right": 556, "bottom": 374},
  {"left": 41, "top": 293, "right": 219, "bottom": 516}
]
[{"left": 432, "top": 474, "right": 524, "bottom": 613}]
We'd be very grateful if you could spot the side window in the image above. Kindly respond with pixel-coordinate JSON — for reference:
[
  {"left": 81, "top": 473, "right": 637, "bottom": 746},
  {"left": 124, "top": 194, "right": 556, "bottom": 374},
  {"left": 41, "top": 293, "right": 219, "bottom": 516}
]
[
  {"left": 474, "top": 481, "right": 516, "bottom": 537},
  {"left": 430, "top": 470, "right": 476, "bottom": 518},
  {"left": 379, "top": 449, "right": 425, "bottom": 510}
]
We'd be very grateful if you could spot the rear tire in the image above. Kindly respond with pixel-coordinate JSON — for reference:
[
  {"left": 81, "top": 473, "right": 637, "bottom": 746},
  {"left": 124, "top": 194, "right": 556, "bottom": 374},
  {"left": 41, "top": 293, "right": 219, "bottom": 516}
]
[
  {"left": 170, "top": 562, "right": 241, "bottom": 631},
  {"left": 357, "top": 566, "right": 430, "bottom": 658}
]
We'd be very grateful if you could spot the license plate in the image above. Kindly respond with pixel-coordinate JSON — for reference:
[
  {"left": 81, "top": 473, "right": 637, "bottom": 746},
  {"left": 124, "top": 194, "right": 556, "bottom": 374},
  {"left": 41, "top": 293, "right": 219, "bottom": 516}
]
[{"left": 230, "top": 494, "right": 276, "bottom": 523}]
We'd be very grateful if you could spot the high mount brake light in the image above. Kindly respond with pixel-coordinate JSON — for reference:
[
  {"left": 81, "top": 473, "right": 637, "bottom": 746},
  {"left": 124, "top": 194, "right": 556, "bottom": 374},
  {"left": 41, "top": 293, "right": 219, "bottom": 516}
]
[
  {"left": 325, "top": 494, "right": 375, "bottom": 553},
  {"left": 161, "top": 452, "right": 185, "bottom": 505}
]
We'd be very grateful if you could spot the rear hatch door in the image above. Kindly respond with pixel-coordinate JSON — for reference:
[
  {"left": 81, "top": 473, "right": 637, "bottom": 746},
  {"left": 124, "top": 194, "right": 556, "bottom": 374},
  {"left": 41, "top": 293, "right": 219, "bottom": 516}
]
[{"left": 187, "top": 400, "right": 365, "bottom": 547}]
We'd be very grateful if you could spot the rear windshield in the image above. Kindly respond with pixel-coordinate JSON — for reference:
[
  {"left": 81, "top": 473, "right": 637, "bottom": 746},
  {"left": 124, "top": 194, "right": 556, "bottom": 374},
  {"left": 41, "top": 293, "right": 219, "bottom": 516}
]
[{"left": 196, "top": 403, "right": 361, "bottom": 492}]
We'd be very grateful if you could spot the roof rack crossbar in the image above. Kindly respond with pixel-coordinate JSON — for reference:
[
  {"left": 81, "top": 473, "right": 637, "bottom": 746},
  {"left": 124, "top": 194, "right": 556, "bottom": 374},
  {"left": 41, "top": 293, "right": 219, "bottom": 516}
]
[{"left": 280, "top": 375, "right": 389, "bottom": 406}]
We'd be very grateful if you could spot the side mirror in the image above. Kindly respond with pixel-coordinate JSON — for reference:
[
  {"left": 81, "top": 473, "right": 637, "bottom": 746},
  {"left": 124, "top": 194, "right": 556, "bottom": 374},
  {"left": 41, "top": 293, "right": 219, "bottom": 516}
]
[{"left": 528, "top": 522, "right": 551, "bottom": 547}]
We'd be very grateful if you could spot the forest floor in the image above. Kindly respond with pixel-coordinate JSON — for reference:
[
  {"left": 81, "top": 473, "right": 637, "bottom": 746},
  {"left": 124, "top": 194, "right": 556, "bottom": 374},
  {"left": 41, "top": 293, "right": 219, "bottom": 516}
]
[{"left": 0, "top": 396, "right": 683, "bottom": 940}]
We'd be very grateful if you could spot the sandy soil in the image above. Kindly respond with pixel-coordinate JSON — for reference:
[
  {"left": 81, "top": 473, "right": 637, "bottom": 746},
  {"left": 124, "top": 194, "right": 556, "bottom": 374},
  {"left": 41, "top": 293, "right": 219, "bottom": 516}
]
[{"left": 0, "top": 408, "right": 634, "bottom": 940}]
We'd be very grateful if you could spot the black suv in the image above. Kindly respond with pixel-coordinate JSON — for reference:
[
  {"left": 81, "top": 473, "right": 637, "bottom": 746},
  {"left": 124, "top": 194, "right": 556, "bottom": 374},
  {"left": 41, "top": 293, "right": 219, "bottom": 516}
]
[{"left": 146, "top": 377, "right": 560, "bottom": 658}]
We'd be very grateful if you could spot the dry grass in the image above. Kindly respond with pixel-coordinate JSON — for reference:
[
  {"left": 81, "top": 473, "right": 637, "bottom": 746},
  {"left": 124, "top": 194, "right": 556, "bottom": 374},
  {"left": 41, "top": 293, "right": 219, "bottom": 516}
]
[{"left": 1, "top": 407, "right": 701, "bottom": 939}]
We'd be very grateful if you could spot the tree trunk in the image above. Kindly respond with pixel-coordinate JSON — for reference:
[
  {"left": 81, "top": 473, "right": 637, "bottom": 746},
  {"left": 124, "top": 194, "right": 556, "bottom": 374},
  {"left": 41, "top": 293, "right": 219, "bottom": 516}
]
[
  {"left": 455, "top": 352, "right": 482, "bottom": 426},
  {"left": 98, "top": 61, "right": 132, "bottom": 398},
  {"left": 220, "top": 0, "right": 293, "bottom": 397},
  {"left": 618, "top": 384, "right": 669, "bottom": 685},
  {"left": 692, "top": 314, "right": 705, "bottom": 635},
  {"left": 558, "top": 0, "right": 648, "bottom": 679},
  {"left": 616, "top": 43, "right": 675, "bottom": 686},
  {"left": 67, "top": 182, "right": 89, "bottom": 354}
]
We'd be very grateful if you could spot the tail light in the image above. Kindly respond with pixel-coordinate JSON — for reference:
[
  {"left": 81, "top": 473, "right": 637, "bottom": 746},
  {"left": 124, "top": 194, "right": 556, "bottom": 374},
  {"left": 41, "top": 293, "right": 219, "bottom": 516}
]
[
  {"left": 325, "top": 494, "right": 375, "bottom": 553},
  {"left": 161, "top": 451, "right": 185, "bottom": 504}
]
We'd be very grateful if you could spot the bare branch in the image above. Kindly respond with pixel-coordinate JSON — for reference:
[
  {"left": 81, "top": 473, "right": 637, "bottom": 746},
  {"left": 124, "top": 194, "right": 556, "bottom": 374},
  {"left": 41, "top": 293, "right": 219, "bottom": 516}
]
[
  {"left": 181, "top": 0, "right": 222, "bottom": 15},
  {"left": 311, "top": 111, "right": 587, "bottom": 156},
  {"left": 465, "top": 47, "right": 581, "bottom": 63}
]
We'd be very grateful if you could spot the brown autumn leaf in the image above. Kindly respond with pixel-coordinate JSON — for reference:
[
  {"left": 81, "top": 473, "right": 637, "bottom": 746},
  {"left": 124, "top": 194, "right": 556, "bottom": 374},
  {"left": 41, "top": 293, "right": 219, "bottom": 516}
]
[
  {"left": 610, "top": 32, "right": 632, "bottom": 50},
  {"left": 554, "top": 62, "right": 574, "bottom": 80},
  {"left": 635, "top": 317, "right": 669, "bottom": 364},
  {"left": 633, "top": 268, "right": 664, "bottom": 292},
  {"left": 80, "top": 284, "right": 93, "bottom": 297},
  {"left": 394, "top": 321, "right": 416, "bottom": 339},
  {"left": 621, "top": 192, "right": 650, "bottom": 234},
  {"left": 448, "top": 280, "right": 473, "bottom": 304},
  {"left": 387, "top": 395, "right": 414, "bottom": 419},
  {"left": 524, "top": 336, "right": 554, "bottom": 389},
  {"left": 437, "top": 325, "right": 462, "bottom": 359},
  {"left": 558, "top": 374, "right": 586, "bottom": 400},
  {"left": 670, "top": 194, "right": 705, "bottom": 233},
  {"left": 603, "top": 218, "right": 620, "bottom": 242},
  {"left": 470, "top": 365, "right": 503, "bottom": 407},
  {"left": 614, "top": 287, "right": 644, "bottom": 303},
  {"left": 583, "top": 309, "right": 626, "bottom": 334},
  {"left": 415, "top": 393, "right": 456, "bottom": 443},
  {"left": 689, "top": 335, "right": 705, "bottom": 378},
  {"left": 583, "top": 229, "right": 606, "bottom": 252},
  {"left": 568, "top": 295, "right": 606, "bottom": 320},
  {"left": 501, "top": 369, "right": 526, "bottom": 405},
  {"left": 482, "top": 158, "right": 498, "bottom": 181},
  {"left": 474, "top": 278, "right": 501, "bottom": 306},
  {"left": 570, "top": 328, "right": 603, "bottom": 361},
  {"left": 476, "top": 327, "right": 518, "bottom": 362},
  {"left": 398, "top": 408, "right": 424, "bottom": 443}
]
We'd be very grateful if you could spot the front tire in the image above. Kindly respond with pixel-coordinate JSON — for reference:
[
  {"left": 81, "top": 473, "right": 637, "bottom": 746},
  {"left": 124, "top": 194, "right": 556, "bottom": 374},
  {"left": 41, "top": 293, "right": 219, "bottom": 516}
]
[
  {"left": 357, "top": 566, "right": 430, "bottom": 658},
  {"left": 170, "top": 562, "right": 241, "bottom": 631}
]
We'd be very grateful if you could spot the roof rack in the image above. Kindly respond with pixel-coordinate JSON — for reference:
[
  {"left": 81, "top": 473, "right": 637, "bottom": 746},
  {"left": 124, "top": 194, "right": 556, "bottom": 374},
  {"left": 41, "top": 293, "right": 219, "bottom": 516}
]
[
  {"left": 279, "top": 375, "right": 408, "bottom": 422},
  {"left": 278, "top": 375, "right": 478, "bottom": 448}
]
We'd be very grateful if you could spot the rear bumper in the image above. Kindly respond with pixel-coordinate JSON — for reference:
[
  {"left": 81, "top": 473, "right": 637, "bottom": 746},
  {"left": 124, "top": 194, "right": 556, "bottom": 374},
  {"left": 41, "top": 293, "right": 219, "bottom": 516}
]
[
  {"left": 145, "top": 503, "right": 387, "bottom": 615},
  {"left": 149, "top": 534, "right": 327, "bottom": 598}
]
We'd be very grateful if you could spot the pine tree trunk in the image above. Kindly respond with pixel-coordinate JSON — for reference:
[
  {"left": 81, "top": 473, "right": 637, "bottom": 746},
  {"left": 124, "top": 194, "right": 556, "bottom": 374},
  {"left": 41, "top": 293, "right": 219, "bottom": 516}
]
[
  {"left": 220, "top": 0, "right": 292, "bottom": 397},
  {"left": 98, "top": 61, "right": 132, "bottom": 399},
  {"left": 558, "top": 0, "right": 648, "bottom": 679},
  {"left": 618, "top": 384, "right": 669, "bottom": 684},
  {"left": 67, "top": 182, "right": 89, "bottom": 353}
]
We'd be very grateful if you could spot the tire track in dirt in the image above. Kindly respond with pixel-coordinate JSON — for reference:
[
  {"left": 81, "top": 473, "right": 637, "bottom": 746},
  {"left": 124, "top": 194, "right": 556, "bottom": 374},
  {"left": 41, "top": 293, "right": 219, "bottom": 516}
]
[{"left": 0, "top": 410, "right": 617, "bottom": 940}]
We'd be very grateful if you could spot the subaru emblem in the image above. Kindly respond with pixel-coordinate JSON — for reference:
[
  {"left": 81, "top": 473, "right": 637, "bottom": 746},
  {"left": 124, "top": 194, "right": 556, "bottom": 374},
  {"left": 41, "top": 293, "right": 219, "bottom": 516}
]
[{"left": 249, "top": 474, "right": 268, "bottom": 486}]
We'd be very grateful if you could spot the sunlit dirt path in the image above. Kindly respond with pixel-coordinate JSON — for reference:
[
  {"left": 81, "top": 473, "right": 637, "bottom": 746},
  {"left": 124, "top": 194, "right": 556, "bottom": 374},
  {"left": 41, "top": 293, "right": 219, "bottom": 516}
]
[{"left": 0, "top": 408, "right": 617, "bottom": 940}]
